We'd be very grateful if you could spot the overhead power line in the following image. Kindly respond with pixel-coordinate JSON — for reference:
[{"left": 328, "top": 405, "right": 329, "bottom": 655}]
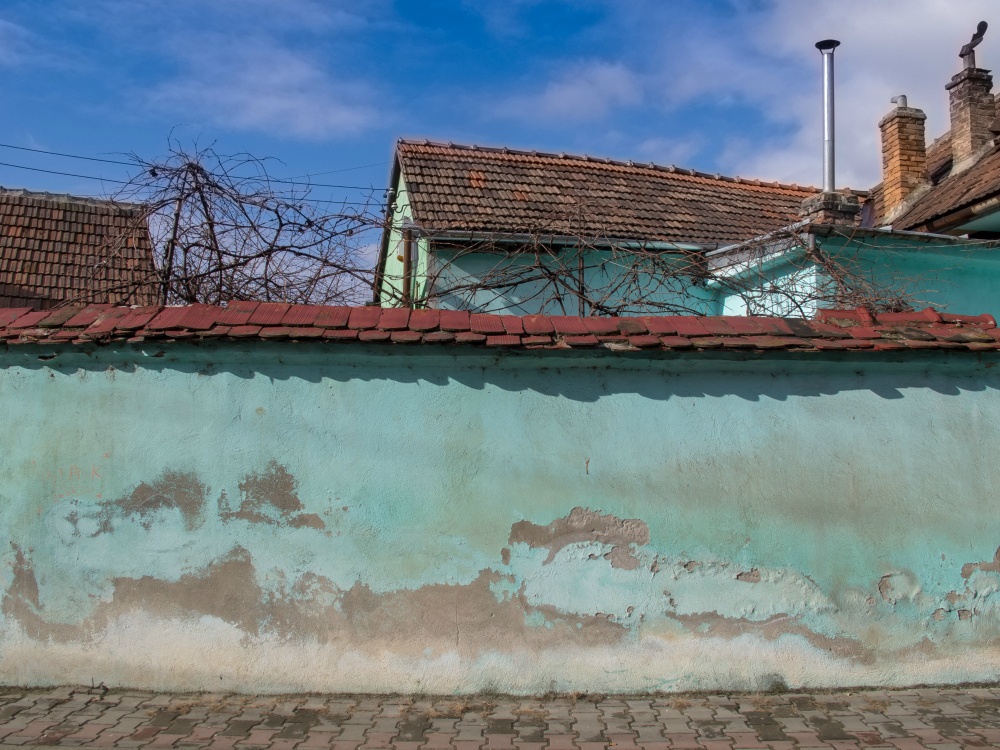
[
  {"left": 0, "top": 160, "right": 382, "bottom": 208},
  {"left": 0, "top": 142, "right": 382, "bottom": 190},
  {"left": 0, "top": 160, "right": 129, "bottom": 184}
]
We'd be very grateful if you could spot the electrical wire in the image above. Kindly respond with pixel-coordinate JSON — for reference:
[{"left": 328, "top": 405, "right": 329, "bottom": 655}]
[
  {"left": 0, "top": 160, "right": 383, "bottom": 207},
  {"left": 0, "top": 142, "right": 381, "bottom": 190},
  {"left": 0, "top": 160, "right": 130, "bottom": 184},
  {"left": 0, "top": 143, "right": 133, "bottom": 166}
]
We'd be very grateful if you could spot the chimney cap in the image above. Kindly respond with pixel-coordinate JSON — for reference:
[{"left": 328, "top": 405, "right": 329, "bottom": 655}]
[{"left": 816, "top": 39, "right": 841, "bottom": 52}]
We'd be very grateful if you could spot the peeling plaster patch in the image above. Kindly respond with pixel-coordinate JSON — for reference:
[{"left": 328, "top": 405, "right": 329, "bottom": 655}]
[
  {"left": 877, "top": 572, "right": 920, "bottom": 606},
  {"left": 962, "top": 547, "right": 1000, "bottom": 579},
  {"left": 289, "top": 514, "right": 325, "bottom": 529},
  {"left": 338, "top": 571, "right": 626, "bottom": 652},
  {"left": 111, "top": 546, "right": 264, "bottom": 635},
  {"left": 2, "top": 544, "right": 76, "bottom": 641},
  {"left": 5, "top": 543, "right": 626, "bottom": 654},
  {"left": 933, "top": 608, "right": 948, "bottom": 621},
  {"left": 501, "top": 548, "right": 511, "bottom": 566},
  {"left": 878, "top": 576, "right": 895, "bottom": 604},
  {"left": 737, "top": 569, "right": 761, "bottom": 584},
  {"left": 111, "top": 471, "right": 208, "bottom": 531},
  {"left": 56, "top": 471, "right": 209, "bottom": 536},
  {"left": 508, "top": 507, "right": 649, "bottom": 569},
  {"left": 603, "top": 546, "right": 640, "bottom": 571},
  {"left": 7, "top": 544, "right": 38, "bottom": 609},
  {"left": 671, "top": 613, "right": 875, "bottom": 663},
  {"left": 959, "top": 610, "right": 973, "bottom": 620},
  {"left": 222, "top": 462, "right": 325, "bottom": 529}
]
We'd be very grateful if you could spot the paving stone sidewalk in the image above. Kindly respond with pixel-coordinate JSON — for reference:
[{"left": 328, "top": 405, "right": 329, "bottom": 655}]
[{"left": 1, "top": 686, "right": 1000, "bottom": 750}]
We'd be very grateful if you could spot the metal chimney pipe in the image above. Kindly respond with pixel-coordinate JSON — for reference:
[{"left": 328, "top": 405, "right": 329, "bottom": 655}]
[{"left": 816, "top": 39, "right": 841, "bottom": 193}]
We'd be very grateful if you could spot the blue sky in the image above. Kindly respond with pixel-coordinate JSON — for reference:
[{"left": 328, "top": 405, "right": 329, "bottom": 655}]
[{"left": 0, "top": 0, "right": 997, "bottom": 210}]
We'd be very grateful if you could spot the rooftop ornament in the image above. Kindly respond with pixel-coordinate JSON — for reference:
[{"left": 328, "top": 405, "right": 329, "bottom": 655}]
[{"left": 961, "top": 21, "right": 988, "bottom": 69}]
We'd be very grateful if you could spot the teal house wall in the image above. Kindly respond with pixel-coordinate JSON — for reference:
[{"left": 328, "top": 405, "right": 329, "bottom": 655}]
[
  {"left": 425, "top": 246, "right": 716, "bottom": 316},
  {"left": 3, "top": 337, "right": 1000, "bottom": 694},
  {"left": 712, "top": 232, "right": 1000, "bottom": 318},
  {"left": 378, "top": 172, "right": 715, "bottom": 316}
]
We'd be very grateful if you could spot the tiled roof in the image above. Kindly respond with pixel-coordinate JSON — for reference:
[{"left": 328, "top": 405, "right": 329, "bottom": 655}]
[
  {"left": 396, "top": 141, "right": 833, "bottom": 246},
  {"left": 1, "top": 303, "right": 997, "bottom": 354},
  {"left": 891, "top": 144, "right": 1000, "bottom": 230},
  {"left": 0, "top": 189, "right": 157, "bottom": 309}
]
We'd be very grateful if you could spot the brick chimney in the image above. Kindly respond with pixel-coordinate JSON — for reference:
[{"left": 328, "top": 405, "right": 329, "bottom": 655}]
[
  {"left": 946, "top": 66, "right": 995, "bottom": 167},
  {"left": 878, "top": 98, "right": 927, "bottom": 217},
  {"left": 799, "top": 190, "right": 860, "bottom": 225}
]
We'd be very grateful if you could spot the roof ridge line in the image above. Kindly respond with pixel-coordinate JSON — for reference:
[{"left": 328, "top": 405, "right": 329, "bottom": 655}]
[
  {"left": 396, "top": 138, "right": 838, "bottom": 194},
  {"left": 0, "top": 187, "right": 143, "bottom": 211}
]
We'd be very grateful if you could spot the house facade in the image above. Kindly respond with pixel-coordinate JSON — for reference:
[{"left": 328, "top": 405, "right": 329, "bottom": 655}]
[{"left": 375, "top": 141, "right": 831, "bottom": 316}]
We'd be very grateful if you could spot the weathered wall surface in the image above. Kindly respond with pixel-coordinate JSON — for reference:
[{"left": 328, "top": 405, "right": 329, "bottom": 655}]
[{"left": 2, "top": 343, "right": 1000, "bottom": 693}]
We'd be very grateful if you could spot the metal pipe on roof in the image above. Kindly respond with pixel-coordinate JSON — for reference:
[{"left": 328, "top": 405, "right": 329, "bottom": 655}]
[{"left": 816, "top": 40, "right": 841, "bottom": 193}]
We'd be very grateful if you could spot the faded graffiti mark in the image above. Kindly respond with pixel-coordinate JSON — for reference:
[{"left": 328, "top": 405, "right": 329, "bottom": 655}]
[
  {"left": 221, "top": 462, "right": 325, "bottom": 530},
  {"left": 40, "top": 457, "right": 109, "bottom": 500},
  {"left": 962, "top": 546, "right": 1000, "bottom": 579},
  {"left": 508, "top": 507, "right": 649, "bottom": 569}
]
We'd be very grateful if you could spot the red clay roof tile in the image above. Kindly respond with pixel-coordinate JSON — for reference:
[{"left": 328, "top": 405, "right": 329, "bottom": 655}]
[
  {"left": 395, "top": 141, "right": 829, "bottom": 246},
  {"left": 378, "top": 307, "right": 410, "bottom": 330},
  {"left": 314, "top": 306, "right": 351, "bottom": 328},
  {"left": 249, "top": 302, "right": 291, "bottom": 326},
  {"left": 1, "top": 303, "right": 996, "bottom": 356},
  {"left": 0, "top": 190, "right": 157, "bottom": 309},
  {"left": 471, "top": 313, "right": 505, "bottom": 334},
  {"left": 409, "top": 309, "right": 440, "bottom": 331},
  {"left": 439, "top": 309, "right": 470, "bottom": 331}
]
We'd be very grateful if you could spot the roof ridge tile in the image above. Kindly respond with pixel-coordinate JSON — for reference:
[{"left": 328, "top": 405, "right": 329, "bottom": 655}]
[{"left": 0, "top": 304, "right": 996, "bottom": 355}]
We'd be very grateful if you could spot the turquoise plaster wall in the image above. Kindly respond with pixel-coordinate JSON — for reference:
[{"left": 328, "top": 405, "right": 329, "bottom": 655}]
[
  {"left": 2, "top": 342, "right": 1000, "bottom": 693},
  {"left": 428, "top": 247, "right": 716, "bottom": 315},
  {"left": 716, "top": 237, "right": 1000, "bottom": 317},
  {"left": 379, "top": 176, "right": 431, "bottom": 306}
]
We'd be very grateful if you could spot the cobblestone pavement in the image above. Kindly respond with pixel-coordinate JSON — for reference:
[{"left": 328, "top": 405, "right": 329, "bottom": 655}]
[{"left": 1, "top": 686, "right": 1000, "bottom": 749}]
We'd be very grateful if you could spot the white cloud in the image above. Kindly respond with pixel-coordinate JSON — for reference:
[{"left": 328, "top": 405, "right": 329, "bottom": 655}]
[
  {"left": 148, "top": 40, "right": 377, "bottom": 140},
  {"left": 497, "top": 0, "right": 1000, "bottom": 188},
  {"left": 47, "top": 0, "right": 386, "bottom": 141},
  {"left": 498, "top": 61, "right": 642, "bottom": 122},
  {"left": 713, "top": 0, "right": 1000, "bottom": 187},
  {"left": 0, "top": 19, "right": 37, "bottom": 66},
  {"left": 636, "top": 0, "right": 1000, "bottom": 187},
  {"left": 632, "top": 136, "right": 704, "bottom": 167}
]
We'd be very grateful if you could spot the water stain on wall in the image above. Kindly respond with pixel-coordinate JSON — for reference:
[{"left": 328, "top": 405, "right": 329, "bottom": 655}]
[{"left": 508, "top": 507, "right": 649, "bottom": 569}]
